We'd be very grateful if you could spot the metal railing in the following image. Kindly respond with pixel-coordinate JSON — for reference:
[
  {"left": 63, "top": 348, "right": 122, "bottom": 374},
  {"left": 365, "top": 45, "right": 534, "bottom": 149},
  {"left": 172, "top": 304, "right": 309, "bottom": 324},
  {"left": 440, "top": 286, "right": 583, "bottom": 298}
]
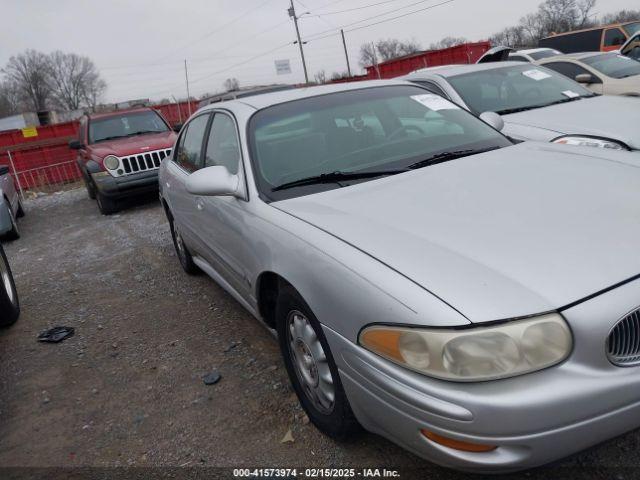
[{"left": 5, "top": 151, "right": 83, "bottom": 198}]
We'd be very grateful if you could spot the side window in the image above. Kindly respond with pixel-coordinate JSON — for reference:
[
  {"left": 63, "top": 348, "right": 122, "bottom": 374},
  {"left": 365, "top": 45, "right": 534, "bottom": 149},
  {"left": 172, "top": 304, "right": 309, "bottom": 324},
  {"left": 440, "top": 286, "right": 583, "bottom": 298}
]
[
  {"left": 543, "top": 61, "right": 592, "bottom": 81},
  {"left": 508, "top": 55, "right": 530, "bottom": 62},
  {"left": 204, "top": 113, "right": 240, "bottom": 174},
  {"left": 604, "top": 28, "right": 626, "bottom": 47},
  {"left": 174, "top": 114, "right": 210, "bottom": 173}
]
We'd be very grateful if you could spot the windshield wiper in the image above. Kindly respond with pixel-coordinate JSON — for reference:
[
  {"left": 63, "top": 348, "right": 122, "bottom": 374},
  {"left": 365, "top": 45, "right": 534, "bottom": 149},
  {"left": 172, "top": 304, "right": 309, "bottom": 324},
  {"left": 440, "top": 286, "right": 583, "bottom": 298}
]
[
  {"left": 407, "top": 146, "right": 502, "bottom": 170},
  {"left": 94, "top": 130, "right": 165, "bottom": 143},
  {"left": 497, "top": 96, "right": 584, "bottom": 115},
  {"left": 272, "top": 169, "right": 408, "bottom": 192}
]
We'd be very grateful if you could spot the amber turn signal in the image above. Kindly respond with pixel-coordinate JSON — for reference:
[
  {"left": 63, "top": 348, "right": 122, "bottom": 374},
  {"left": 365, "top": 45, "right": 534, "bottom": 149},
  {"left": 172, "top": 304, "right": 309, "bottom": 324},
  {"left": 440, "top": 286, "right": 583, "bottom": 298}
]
[{"left": 421, "top": 430, "right": 497, "bottom": 453}]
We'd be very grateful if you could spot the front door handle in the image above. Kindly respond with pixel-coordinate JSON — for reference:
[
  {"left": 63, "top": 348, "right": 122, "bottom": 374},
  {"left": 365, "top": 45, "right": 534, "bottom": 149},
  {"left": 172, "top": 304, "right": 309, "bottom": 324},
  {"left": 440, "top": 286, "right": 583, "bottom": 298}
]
[{"left": 196, "top": 198, "right": 204, "bottom": 211}]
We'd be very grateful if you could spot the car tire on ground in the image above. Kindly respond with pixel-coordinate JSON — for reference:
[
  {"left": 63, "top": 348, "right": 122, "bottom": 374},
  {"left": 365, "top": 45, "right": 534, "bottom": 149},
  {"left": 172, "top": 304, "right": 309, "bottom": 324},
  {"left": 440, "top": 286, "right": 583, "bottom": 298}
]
[
  {"left": 169, "top": 219, "right": 199, "bottom": 275},
  {"left": 96, "top": 192, "right": 119, "bottom": 215},
  {"left": 276, "top": 285, "right": 360, "bottom": 440},
  {"left": 83, "top": 172, "right": 97, "bottom": 200},
  {"left": 0, "top": 246, "right": 20, "bottom": 327},
  {"left": 2, "top": 203, "right": 20, "bottom": 241},
  {"left": 16, "top": 199, "right": 25, "bottom": 218}
]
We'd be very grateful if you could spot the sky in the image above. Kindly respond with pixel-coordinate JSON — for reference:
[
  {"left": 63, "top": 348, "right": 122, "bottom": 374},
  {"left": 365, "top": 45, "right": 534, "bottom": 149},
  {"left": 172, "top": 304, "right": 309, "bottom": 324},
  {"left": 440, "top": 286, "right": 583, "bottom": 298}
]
[{"left": 0, "top": 0, "right": 637, "bottom": 104}]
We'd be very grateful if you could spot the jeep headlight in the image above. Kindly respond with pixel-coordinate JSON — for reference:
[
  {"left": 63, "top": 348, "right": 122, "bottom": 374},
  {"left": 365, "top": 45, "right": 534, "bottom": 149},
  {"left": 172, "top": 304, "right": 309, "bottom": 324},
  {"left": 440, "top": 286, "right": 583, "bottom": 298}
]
[
  {"left": 103, "top": 155, "right": 120, "bottom": 171},
  {"left": 552, "top": 136, "right": 628, "bottom": 151},
  {"left": 359, "top": 314, "right": 572, "bottom": 382}
]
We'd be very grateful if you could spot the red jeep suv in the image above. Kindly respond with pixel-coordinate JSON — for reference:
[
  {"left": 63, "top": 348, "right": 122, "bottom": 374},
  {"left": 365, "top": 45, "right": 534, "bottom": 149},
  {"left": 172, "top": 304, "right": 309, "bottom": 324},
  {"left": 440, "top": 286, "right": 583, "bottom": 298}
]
[{"left": 70, "top": 108, "right": 177, "bottom": 214}]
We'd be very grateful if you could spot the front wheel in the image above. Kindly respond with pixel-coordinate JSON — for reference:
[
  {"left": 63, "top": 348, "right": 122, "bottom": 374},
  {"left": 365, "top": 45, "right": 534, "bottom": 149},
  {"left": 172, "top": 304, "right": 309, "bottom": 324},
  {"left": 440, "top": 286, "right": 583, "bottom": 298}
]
[
  {"left": 276, "top": 286, "right": 360, "bottom": 440},
  {"left": 0, "top": 246, "right": 20, "bottom": 326},
  {"left": 96, "top": 192, "right": 118, "bottom": 215},
  {"left": 169, "top": 219, "right": 199, "bottom": 275},
  {"left": 2, "top": 203, "right": 20, "bottom": 241}
]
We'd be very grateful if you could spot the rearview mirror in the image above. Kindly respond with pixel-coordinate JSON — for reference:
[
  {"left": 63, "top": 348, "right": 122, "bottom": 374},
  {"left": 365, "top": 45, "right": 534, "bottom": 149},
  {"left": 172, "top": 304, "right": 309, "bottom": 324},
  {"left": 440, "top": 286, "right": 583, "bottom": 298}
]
[
  {"left": 69, "top": 139, "right": 84, "bottom": 150},
  {"left": 185, "top": 166, "right": 241, "bottom": 197},
  {"left": 479, "top": 111, "right": 505, "bottom": 132},
  {"left": 575, "top": 73, "right": 594, "bottom": 84}
]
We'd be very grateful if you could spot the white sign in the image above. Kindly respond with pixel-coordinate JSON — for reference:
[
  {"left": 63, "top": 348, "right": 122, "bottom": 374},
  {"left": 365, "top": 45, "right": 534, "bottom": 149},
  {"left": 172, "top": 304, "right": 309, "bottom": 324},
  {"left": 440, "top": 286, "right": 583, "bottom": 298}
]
[
  {"left": 410, "top": 94, "right": 460, "bottom": 111},
  {"left": 275, "top": 59, "right": 291, "bottom": 75},
  {"left": 562, "top": 90, "right": 580, "bottom": 98},
  {"left": 522, "top": 69, "right": 552, "bottom": 81}
]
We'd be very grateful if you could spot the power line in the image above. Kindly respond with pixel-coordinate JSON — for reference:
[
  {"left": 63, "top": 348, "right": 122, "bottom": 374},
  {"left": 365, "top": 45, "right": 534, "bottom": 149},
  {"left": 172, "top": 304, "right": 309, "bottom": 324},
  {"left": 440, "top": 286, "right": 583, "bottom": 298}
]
[
  {"left": 155, "top": 0, "right": 276, "bottom": 62},
  {"left": 312, "top": 0, "right": 404, "bottom": 16}
]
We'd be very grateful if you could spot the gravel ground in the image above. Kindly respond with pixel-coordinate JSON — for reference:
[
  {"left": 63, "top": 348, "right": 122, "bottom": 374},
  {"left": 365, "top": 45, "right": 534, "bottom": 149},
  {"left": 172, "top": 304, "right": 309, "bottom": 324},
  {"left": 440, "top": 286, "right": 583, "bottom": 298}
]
[{"left": 0, "top": 189, "right": 639, "bottom": 479}]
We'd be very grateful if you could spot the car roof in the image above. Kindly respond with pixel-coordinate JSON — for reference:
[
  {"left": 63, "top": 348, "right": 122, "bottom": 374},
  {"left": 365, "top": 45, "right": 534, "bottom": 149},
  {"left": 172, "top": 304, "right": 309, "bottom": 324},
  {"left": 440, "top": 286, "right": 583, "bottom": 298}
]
[
  {"left": 513, "top": 48, "right": 556, "bottom": 55},
  {"left": 198, "top": 80, "right": 414, "bottom": 112},
  {"left": 538, "top": 52, "right": 604, "bottom": 62},
  {"left": 88, "top": 107, "right": 155, "bottom": 120},
  {"left": 405, "top": 61, "right": 527, "bottom": 79}
]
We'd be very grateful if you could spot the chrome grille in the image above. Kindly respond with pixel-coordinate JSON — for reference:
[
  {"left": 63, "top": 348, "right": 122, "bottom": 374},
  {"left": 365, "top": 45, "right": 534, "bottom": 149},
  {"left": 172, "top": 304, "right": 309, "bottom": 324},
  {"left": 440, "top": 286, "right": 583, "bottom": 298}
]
[
  {"left": 607, "top": 307, "right": 640, "bottom": 366},
  {"left": 119, "top": 149, "right": 171, "bottom": 176}
]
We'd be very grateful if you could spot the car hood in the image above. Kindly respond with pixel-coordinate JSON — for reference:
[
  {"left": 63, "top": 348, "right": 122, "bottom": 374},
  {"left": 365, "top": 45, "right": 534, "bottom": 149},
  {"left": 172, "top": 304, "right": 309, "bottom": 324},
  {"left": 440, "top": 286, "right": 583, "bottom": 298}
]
[
  {"left": 275, "top": 142, "right": 640, "bottom": 324},
  {"left": 89, "top": 131, "right": 176, "bottom": 158},
  {"left": 503, "top": 95, "right": 640, "bottom": 150}
]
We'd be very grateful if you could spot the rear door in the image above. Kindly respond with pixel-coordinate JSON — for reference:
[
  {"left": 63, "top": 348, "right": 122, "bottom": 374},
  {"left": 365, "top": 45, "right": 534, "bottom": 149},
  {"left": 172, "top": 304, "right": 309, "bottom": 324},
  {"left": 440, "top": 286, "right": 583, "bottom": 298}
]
[{"left": 162, "top": 112, "right": 211, "bottom": 255}]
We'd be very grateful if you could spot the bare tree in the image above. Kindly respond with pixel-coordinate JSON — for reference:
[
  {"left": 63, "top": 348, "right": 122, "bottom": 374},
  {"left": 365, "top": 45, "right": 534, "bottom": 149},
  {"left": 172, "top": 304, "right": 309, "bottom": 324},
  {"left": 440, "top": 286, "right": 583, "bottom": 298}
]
[
  {"left": 223, "top": 78, "right": 240, "bottom": 92},
  {"left": 2, "top": 50, "right": 52, "bottom": 111},
  {"left": 429, "top": 37, "right": 468, "bottom": 50},
  {"left": 314, "top": 70, "right": 327, "bottom": 84},
  {"left": 330, "top": 71, "right": 350, "bottom": 81},
  {"left": 47, "top": 51, "right": 106, "bottom": 110},
  {"left": 601, "top": 9, "right": 640, "bottom": 24},
  {"left": 359, "top": 38, "right": 421, "bottom": 67},
  {"left": 0, "top": 81, "right": 21, "bottom": 117}
]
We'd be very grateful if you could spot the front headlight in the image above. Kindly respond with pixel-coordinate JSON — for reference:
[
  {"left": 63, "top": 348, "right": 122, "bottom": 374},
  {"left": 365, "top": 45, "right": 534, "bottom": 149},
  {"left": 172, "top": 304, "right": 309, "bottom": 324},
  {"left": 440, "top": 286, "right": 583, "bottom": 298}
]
[
  {"left": 359, "top": 314, "right": 572, "bottom": 382},
  {"left": 103, "top": 155, "right": 120, "bottom": 171},
  {"left": 552, "top": 136, "right": 628, "bottom": 151}
]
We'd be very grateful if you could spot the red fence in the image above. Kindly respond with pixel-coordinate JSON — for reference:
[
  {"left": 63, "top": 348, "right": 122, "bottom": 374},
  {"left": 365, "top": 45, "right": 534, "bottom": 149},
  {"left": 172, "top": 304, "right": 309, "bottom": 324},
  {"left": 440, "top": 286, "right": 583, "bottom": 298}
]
[
  {"left": 0, "top": 146, "right": 80, "bottom": 191},
  {"left": 0, "top": 121, "right": 78, "bottom": 150},
  {"left": 153, "top": 101, "right": 199, "bottom": 126}
]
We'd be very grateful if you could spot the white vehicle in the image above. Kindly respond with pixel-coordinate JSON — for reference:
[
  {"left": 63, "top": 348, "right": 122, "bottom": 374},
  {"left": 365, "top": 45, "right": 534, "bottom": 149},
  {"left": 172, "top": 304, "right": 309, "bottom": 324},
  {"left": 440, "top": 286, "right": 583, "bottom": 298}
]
[
  {"left": 537, "top": 52, "right": 640, "bottom": 96},
  {"left": 508, "top": 48, "right": 562, "bottom": 63}
]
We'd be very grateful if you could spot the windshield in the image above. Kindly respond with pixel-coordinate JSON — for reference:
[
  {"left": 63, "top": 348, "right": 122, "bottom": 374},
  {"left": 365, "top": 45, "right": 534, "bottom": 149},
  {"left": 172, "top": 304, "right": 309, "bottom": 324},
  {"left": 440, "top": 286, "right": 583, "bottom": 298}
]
[
  {"left": 248, "top": 86, "right": 512, "bottom": 201},
  {"left": 529, "top": 49, "right": 561, "bottom": 60},
  {"left": 447, "top": 64, "right": 594, "bottom": 115},
  {"left": 582, "top": 52, "right": 640, "bottom": 79},
  {"left": 89, "top": 110, "right": 169, "bottom": 143},
  {"left": 623, "top": 22, "right": 640, "bottom": 36}
]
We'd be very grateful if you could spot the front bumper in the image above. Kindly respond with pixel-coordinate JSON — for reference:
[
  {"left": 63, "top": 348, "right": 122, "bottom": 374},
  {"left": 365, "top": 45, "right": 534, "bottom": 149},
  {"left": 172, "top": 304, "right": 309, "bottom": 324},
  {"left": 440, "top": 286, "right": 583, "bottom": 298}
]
[
  {"left": 324, "top": 276, "right": 640, "bottom": 473},
  {"left": 91, "top": 170, "right": 159, "bottom": 199}
]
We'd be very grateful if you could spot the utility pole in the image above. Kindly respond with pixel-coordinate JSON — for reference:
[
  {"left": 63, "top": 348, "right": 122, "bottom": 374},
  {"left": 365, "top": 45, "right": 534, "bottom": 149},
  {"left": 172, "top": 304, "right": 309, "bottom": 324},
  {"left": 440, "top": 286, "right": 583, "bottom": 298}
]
[
  {"left": 371, "top": 42, "right": 381, "bottom": 79},
  {"left": 288, "top": 0, "right": 309, "bottom": 84},
  {"left": 340, "top": 29, "right": 352, "bottom": 77},
  {"left": 184, "top": 60, "right": 192, "bottom": 116}
]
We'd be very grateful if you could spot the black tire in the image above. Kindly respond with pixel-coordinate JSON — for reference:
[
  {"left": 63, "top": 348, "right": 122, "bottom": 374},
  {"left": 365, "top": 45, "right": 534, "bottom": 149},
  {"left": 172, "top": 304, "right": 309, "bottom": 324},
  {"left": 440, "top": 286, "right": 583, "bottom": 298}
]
[
  {"left": 0, "top": 246, "right": 20, "bottom": 327},
  {"left": 16, "top": 199, "right": 25, "bottom": 218},
  {"left": 84, "top": 172, "right": 97, "bottom": 200},
  {"left": 169, "top": 218, "right": 199, "bottom": 275},
  {"left": 2, "top": 202, "right": 20, "bottom": 241},
  {"left": 276, "top": 285, "right": 360, "bottom": 440},
  {"left": 96, "top": 192, "right": 118, "bottom": 215}
]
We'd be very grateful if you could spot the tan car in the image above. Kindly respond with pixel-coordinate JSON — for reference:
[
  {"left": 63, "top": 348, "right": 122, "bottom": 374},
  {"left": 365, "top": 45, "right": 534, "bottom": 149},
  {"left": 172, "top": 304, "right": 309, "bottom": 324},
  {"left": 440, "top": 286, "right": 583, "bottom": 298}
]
[{"left": 537, "top": 52, "right": 640, "bottom": 96}]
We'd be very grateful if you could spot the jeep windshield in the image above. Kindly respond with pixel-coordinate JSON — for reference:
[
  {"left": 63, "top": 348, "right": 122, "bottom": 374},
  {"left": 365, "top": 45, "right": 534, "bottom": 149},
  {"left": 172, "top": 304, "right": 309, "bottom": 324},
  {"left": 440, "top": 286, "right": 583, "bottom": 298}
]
[
  {"left": 447, "top": 64, "right": 595, "bottom": 115},
  {"left": 248, "top": 85, "right": 512, "bottom": 201},
  {"left": 89, "top": 110, "right": 169, "bottom": 143}
]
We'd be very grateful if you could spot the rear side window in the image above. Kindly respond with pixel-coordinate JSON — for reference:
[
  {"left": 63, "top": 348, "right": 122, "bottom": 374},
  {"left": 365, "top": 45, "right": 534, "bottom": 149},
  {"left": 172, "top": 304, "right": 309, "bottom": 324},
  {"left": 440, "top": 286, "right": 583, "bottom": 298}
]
[
  {"left": 413, "top": 80, "right": 448, "bottom": 97},
  {"left": 174, "top": 114, "right": 210, "bottom": 173},
  {"left": 204, "top": 113, "right": 240, "bottom": 174},
  {"left": 604, "top": 28, "right": 626, "bottom": 47},
  {"left": 508, "top": 55, "right": 530, "bottom": 62}
]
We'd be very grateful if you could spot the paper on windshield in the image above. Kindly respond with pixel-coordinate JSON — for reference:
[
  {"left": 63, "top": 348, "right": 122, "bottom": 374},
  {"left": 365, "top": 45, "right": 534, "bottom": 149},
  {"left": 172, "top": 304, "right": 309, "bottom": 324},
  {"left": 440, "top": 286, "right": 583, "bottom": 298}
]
[
  {"left": 562, "top": 90, "right": 580, "bottom": 98},
  {"left": 410, "top": 94, "right": 459, "bottom": 111},
  {"left": 522, "top": 69, "right": 552, "bottom": 81}
]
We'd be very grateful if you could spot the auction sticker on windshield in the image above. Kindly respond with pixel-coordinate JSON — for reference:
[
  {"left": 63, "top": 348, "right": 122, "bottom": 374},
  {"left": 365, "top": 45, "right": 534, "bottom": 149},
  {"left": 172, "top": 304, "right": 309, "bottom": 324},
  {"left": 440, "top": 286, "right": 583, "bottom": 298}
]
[
  {"left": 562, "top": 90, "right": 581, "bottom": 98},
  {"left": 411, "top": 94, "right": 459, "bottom": 111},
  {"left": 522, "top": 69, "right": 552, "bottom": 81}
]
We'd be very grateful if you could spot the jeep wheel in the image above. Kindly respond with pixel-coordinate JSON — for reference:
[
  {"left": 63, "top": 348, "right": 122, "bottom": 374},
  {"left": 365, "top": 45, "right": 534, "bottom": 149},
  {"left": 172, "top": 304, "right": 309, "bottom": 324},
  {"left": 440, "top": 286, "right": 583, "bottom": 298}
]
[
  {"left": 96, "top": 192, "right": 118, "bottom": 215},
  {"left": 2, "top": 203, "right": 20, "bottom": 241},
  {"left": 0, "top": 246, "right": 20, "bottom": 327},
  {"left": 170, "top": 219, "right": 199, "bottom": 275},
  {"left": 276, "top": 285, "right": 360, "bottom": 440}
]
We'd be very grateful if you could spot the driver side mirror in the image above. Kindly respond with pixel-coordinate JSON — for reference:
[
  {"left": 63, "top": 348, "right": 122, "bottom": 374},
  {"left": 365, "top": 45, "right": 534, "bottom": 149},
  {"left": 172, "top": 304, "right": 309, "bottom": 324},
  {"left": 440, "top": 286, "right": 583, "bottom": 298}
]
[
  {"left": 185, "top": 166, "right": 242, "bottom": 197},
  {"left": 479, "top": 111, "right": 505, "bottom": 132},
  {"left": 173, "top": 123, "right": 183, "bottom": 133},
  {"left": 575, "top": 73, "right": 594, "bottom": 84},
  {"left": 69, "top": 139, "right": 84, "bottom": 150}
]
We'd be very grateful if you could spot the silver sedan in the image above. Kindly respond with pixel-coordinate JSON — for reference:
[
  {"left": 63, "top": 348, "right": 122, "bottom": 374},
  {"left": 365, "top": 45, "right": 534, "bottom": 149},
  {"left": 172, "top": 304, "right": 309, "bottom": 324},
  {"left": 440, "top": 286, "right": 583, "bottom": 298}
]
[
  {"left": 404, "top": 62, "right": 640, "bottom": 153},
  {"left": 159, "top": 80, "right": 640, "bottom": 473}
]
